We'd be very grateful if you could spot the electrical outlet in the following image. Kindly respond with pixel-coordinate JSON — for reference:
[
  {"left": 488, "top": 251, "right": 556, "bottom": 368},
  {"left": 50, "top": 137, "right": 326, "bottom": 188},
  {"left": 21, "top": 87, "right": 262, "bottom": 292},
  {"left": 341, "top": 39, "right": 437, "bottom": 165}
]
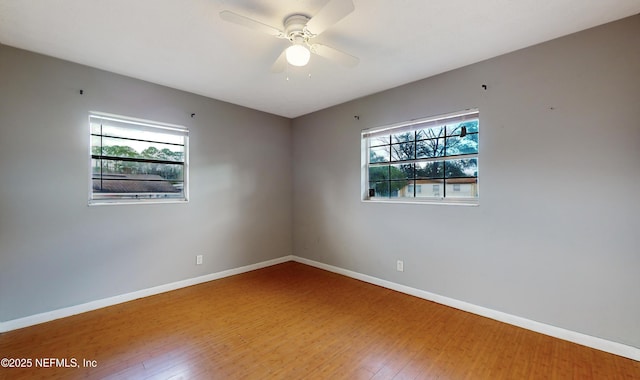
[
  {"left": 396, "top": 260, "right": 404, "bottom": 272},
  {"left": 196, "top": 255, "right": 203, "bottom": 265}
]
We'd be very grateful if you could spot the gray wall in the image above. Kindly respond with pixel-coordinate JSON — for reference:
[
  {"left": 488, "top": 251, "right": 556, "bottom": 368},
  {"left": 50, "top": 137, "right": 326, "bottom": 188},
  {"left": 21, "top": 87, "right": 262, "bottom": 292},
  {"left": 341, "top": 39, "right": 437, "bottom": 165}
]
[
  {"left": 1, "top": 15, "right": 638, "bottom": 350},
  {"left": 0, "top": 45, "right": 292, "bottom": 322},
  {"left": 292, "top": 15, "right": 640, "bottom": 348}
]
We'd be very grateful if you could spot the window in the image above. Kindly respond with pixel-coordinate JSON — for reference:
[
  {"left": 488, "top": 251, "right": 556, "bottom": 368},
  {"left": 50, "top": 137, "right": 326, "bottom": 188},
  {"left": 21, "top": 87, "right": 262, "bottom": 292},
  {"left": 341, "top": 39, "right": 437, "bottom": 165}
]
[
  {"left": 362, "top": 109, "right": 478, "bottom": 204},
  {"left": 433, "top": 184, "right": 440, "bottom": 197},
  {"left": 89, "top": 112, "right": 188, "bottom": 204}
]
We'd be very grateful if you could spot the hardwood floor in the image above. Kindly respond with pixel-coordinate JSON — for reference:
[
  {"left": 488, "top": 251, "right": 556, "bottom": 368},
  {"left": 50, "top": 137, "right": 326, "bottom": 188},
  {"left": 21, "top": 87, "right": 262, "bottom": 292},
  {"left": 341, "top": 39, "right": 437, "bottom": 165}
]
[{"left": 1, "top": 262, "right": 638, "bottom": 379}]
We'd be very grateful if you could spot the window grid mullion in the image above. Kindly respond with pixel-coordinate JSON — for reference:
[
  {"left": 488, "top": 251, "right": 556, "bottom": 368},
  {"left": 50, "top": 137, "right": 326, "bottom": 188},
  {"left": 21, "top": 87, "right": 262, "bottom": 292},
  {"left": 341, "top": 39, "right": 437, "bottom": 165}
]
[
  {"left": 100, "top": 123, "right": 104, "bottom": 192},
  {"left": 92, "top": 155, "right": 185, "bottom": 166},
  {"left": 413, "top": 131, "right": 417, "bottom": 197},
  {"left": 443, "top": 126, "right": 448, "bottom": 199}
]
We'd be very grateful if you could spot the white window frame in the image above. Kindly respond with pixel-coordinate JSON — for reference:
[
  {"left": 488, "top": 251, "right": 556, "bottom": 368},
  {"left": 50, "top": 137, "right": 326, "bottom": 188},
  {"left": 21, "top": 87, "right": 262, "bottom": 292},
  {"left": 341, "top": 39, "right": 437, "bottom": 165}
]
[
  {"left": 89, "top": 112, "right": 189, "bottom": 206},
  {"left": 361, "top": 109, "right": 479, "bottom": 206}
]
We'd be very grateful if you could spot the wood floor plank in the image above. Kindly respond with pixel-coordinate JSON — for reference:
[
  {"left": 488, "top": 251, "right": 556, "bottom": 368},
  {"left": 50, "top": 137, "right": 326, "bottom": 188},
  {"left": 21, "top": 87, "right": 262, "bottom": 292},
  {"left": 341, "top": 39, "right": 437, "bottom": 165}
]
[{"left": 1, "top": 262, "right": 638, "bottom": 379}]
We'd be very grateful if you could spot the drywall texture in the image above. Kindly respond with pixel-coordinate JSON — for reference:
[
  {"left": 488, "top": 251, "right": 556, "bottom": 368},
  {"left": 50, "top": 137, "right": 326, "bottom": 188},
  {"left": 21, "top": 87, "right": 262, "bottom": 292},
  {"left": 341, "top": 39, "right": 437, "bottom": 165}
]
[
  {"left": 292, "top": 15, "right": 640, "bottom": 348},
  {"left": 0, "top": 44, "right": 292, "bottom": 322}
]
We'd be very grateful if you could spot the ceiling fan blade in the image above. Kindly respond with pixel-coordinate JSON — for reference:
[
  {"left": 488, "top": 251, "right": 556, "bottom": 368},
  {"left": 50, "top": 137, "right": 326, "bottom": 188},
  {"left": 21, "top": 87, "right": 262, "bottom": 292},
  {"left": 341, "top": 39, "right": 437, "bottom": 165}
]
[
  {"left": 305, "top": 0, "right": 354, "bottom": 36},
  {"left": 310, "top": 43, "right": 359, "bottom": 68},
  {"left": 271, "top": 49, "right": 288, "bottom": 73},
  {"left": 220, "top": 10, "right": 285, "bottom": 38}
]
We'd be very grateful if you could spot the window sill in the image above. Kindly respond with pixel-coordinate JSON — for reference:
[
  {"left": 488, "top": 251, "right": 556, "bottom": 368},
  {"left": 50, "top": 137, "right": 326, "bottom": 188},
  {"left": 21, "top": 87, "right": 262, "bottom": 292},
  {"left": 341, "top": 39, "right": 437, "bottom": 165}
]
[
  {"left": 88, "top": 199, "right": 189, "bottom": 206},
  {"left": 362, "top": 198, "right": 478, "bottom": 206}
]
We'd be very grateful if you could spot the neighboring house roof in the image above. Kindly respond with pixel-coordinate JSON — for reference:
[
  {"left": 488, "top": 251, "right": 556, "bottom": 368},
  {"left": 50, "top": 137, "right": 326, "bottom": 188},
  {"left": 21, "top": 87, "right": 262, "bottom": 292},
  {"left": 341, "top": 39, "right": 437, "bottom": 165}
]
[
  {"left": 445, "top": 177, "right": 478, "bottom": 184},
  {"left": 93, "top": 174, "right": 179, "bottom": 193}
]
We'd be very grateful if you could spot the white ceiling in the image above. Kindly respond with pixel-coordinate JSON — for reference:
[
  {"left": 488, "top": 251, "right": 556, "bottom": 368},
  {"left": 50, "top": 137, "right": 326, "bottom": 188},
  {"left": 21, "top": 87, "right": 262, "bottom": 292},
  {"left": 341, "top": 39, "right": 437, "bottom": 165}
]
[{"left": 1, "top": 1, "right": 639, "bottom": 118}]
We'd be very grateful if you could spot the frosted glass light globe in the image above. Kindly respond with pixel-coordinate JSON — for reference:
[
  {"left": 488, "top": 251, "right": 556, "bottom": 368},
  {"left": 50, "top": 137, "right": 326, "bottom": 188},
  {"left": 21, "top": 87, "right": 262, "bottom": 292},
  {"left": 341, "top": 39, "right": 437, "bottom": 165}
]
[{"left": 285, "top": 45, "right": 310, "bottom": 67}]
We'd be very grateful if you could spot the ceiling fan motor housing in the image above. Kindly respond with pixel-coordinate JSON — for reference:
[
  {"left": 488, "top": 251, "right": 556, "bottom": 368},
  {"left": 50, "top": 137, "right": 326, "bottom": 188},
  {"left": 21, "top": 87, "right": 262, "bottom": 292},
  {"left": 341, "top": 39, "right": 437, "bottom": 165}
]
[{"left": 284, "top": 14, "right": 312, "bottom": 44}]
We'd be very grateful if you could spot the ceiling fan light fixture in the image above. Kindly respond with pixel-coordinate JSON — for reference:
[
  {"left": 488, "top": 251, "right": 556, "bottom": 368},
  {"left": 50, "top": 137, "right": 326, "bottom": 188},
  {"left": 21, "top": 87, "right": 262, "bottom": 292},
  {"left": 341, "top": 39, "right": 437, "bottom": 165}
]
[
  {"left": 220, "top": 0, "right": 358, "bottom": 72},
  {"left": 285, "top": 44, "right": 310, "bottom": 67}
]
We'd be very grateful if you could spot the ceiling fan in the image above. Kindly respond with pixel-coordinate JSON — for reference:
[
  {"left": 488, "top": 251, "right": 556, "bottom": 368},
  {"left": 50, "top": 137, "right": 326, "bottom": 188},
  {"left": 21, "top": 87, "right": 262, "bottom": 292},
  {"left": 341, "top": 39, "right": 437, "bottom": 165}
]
[{"left": 219, "top": 0, "right": 359, "bottom": 72}]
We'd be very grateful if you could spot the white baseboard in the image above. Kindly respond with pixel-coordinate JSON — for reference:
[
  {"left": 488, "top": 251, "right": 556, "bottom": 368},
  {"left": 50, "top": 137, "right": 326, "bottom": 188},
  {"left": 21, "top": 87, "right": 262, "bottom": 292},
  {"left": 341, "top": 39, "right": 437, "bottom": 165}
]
[
  {"left": 2, "top": 254, "right": 638, "bottom": 362},
  {"left": 0, "top": 255, "right": 294, "bottom": 333},
  {"left": 292, "top": 256, "right": 640, "bottom": 362}
]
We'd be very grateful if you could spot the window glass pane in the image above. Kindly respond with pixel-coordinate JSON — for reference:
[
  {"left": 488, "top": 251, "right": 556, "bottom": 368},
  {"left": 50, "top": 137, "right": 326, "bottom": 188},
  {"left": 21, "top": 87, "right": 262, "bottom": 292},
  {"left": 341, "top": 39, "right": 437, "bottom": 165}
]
[
  {"left": 445, "top": 134, "right": 478, "bottom": 156},
  {"left": 392, "top": 131, "right": 415, "bottom": 143},
  {"left": 370, "top": 181, "right": 389, "bottom": 198},
  {"left": 369, "top": 166, "right": 389, "bottom": 181},
  {"left": 445, "top": 158, "right": 478, "bottom": 178},
  {"left": 447, "top": 120, "right": 479, "bottom": 136},
  {"left": 91, "top": 135, "right": 102, "bottom": 156},
  {"left": 92, "top": 123, "right": 184, "bottom": 145},
  {"left": 369, "top": 146, "right": 390, "bottom": 163},
  {"left": 446, "top": 124, "right": 461, "bottom": 137},
  {"left": 415, "top": 180, "right": 444, "bottom": 198},
  {"left": 446, "top": 179, "right": 478, "bottom": 198},
  {"left": 391, "top": 143, "right": 415, "bottom": 161},
  {"left": 399, "top": 180, "right": 416, "bottom": 198},
  {"left": 91, "top": 158, "right": 101, "bottom": 175},
  {"left": 369, "top": 135, "right": 390, "bottom": 147},
  {"left": 390, "top": 164, "right": 413, "bottom": 180},
  {"left": 416, "top": 138, "right": 446, "bottom": 158},
  {"left": 95, "top": 159, "right": 183, "bottom": 181},
  {"left": 407, "top": 184, "right": 414, "bottom": 196},
  {"left": 389, "top": 180, "right": 410, "bottom": 198},
  {"left": 416, "top": 126, "right": 445, "bottom": 140},
  {"left": 90, "top": 122, "right": 101, "bottom": 135},
  {"left": 415, "top": 161, "right": 444, "bottom": 179},
  {"left": 93, "top": 136, "right": 184, "bottom": 161},
  {"left": 447, "top": 120, "right": 478, "bottom": 136},
  {"left": 93, "top": 177, "right": 183, "bottom": 195}
]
